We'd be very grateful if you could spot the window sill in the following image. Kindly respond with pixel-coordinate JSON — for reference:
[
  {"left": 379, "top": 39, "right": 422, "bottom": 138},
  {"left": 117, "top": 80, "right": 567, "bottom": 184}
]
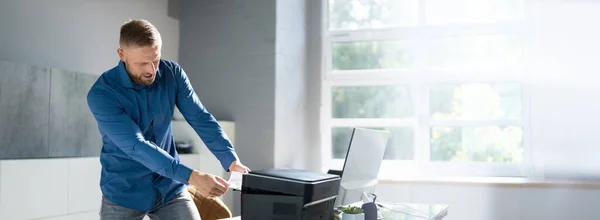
[{"left": 378, "top": 175, "right": 600, "bottom": 189}]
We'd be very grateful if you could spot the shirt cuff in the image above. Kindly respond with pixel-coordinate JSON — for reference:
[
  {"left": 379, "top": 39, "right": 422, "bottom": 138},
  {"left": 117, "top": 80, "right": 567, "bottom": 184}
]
[
  {"left": 173, "top": 162, "right": 194, "bottom": 185},
  {"left": 220, "top": 151, "right": 240, "bottom": 172}
]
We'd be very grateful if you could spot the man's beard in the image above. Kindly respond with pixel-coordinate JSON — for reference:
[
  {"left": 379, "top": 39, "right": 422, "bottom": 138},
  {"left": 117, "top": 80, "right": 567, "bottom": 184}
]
[{"left": 132, "top": 74, "right": 155, "bottom": 86}]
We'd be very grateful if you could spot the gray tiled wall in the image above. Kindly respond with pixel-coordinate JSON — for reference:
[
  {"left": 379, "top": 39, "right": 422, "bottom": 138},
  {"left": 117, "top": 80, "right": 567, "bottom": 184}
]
[
  {"left": 49, "top": 69, "right": 101, "bottom": 157},
  {"left": 0, "top": 60, "right": 51, "bottom": 159},
  {"left": 0, "top": 60, "right": 101, "bottom": 159}
]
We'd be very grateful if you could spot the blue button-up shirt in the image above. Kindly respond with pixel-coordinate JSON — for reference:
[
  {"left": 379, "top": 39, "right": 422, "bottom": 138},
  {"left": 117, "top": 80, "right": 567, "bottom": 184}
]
[{"left": 87, "top": 59, "right": 238, "bottom": 211}]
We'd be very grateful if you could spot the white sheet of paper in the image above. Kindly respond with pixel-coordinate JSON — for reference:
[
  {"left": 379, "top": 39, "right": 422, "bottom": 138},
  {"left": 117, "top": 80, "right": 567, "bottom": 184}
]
[{"left": 228, "top": 171, "right": 243, "bottom": 190}]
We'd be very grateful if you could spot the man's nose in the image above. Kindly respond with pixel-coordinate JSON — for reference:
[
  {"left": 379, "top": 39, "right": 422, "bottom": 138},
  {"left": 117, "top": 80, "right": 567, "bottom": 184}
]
[{"left": 146, "top": 63, "right": 156, "bottom": 74}]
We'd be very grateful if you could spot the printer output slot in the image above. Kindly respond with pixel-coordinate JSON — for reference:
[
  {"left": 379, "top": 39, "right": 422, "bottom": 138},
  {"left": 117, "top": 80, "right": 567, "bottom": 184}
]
[{"left": 242, "top": 187, "right": 295, "bottom": 196}]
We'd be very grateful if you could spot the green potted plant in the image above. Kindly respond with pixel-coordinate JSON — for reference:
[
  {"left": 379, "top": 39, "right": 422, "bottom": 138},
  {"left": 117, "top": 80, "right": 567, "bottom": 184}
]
[{"left": 341, "top": 205, "right": 364, "bottom": 220}]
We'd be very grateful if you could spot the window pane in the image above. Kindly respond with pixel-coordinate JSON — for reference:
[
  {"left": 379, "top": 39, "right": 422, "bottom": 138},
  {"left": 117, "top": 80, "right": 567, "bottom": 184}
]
[
  {"left": 430, "top": 83, "right": 522, "bottom": 120},
  {"left": 426, "top": 34, "right": 522, "bottom": 69},
  {"left": 332, "top": 41, "right": 414, "bottom": 71},
  {"left": 328, "top": 0, "right": 418, "bottom": 31},
  {"left": 332, "top": 85, "right": 413, "bottom": 118},
  {"left": 332, "top": 127, "right": 414, "bottom": 160},
  {"left": 426, "top": 0, "right": 524, "bottom": 25},
  {"left": 430, "top": 126, "right": 523, "bottom": 162}
]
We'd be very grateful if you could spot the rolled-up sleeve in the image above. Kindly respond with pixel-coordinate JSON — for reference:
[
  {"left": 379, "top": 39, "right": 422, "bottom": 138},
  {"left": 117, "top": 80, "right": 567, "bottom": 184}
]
[
  {"left": 173, "top": 65, "right": 239, "bottom": 171},
  {"left": 87, "top": 87, "right": 193, "bottom": 184}
]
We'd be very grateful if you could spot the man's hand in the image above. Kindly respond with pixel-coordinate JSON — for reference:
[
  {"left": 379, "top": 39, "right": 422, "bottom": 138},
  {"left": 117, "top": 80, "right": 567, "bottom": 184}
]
[
  {"left": 229, "top": 160, "right": 250, "bottom": 173},
  {"left": 188, "top": 170, "right": 230, "bottom": 198}
]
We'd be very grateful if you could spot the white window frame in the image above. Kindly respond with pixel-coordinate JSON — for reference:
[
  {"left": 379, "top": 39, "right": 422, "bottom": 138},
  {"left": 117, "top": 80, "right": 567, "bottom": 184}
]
[{"left": 320, "top": 0, "right": 533, "bottom": 178}]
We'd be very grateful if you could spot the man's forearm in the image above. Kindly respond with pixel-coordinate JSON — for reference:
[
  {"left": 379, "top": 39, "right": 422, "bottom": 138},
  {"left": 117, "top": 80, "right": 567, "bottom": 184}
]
[{"left": 117, "top": 137, "right": 194, "bottom": 184}]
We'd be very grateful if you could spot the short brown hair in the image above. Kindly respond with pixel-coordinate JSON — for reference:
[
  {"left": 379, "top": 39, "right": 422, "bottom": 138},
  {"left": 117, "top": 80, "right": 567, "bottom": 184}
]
[{"left": 119, "top": 19, "right": 162, "bottom": 48}]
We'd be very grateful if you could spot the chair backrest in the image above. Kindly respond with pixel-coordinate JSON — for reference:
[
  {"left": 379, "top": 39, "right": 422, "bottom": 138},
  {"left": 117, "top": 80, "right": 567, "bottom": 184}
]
[{"left": 187, "top": 186, "right": 232, "bottom": 220}]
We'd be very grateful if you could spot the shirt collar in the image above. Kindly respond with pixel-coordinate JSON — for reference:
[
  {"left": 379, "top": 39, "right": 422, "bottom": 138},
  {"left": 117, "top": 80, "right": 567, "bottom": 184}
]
[{"left": 116, "top": 60, "right": 162, "bottom": 89}]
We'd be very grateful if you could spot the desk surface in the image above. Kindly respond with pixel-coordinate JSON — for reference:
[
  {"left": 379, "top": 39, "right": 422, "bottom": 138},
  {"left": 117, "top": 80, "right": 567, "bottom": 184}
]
[
  {"left": 372, "top": 203, "right": 449, "bottom": 220},
  {"left": 225, "top": 202, "right": 449, "bottom": 220}
]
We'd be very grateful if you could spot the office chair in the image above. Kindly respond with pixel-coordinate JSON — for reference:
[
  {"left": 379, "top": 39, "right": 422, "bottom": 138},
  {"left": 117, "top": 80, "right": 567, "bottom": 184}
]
[{"left": 187, "top": 186, "right": 232, "bottom": 220}]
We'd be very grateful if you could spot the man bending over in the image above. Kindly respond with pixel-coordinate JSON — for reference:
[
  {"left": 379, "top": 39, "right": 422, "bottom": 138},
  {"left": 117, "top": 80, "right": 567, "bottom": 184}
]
[{"left": 87, "top": 19, "right": 249, "bottom": 220}]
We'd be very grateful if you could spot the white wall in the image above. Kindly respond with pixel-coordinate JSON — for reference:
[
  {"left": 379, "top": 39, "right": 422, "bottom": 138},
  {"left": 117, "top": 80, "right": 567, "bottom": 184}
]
[
  {"left": 274, "top": 0, "right": 308, "bottom": 170},
  {"left": 305, "top": 0, "right": 325, "bottom": 173},
  {"left": 0, "top": 0, "right": 179, "bottom": 75},
  {"left": 0, "top": 1, "right": 180, "bottom": 219}
]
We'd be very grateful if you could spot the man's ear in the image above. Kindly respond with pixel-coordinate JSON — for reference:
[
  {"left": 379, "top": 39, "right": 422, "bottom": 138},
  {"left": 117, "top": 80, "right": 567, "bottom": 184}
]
[{"left": 117, "top": 48, "right": 126, "bottom": 62}]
